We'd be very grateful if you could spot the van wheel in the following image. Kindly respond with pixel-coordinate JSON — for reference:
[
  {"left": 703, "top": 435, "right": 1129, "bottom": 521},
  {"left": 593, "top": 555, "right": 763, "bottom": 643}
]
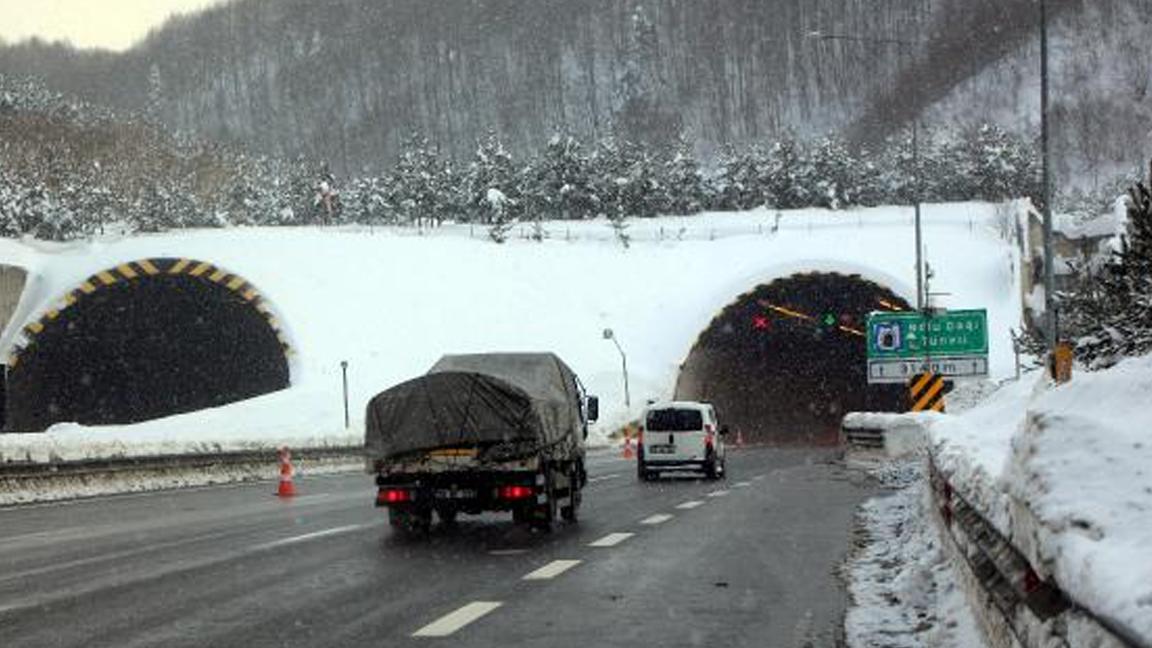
[
  {"left": 704, "top": 452, "right": 719, "bottom": 481},
  {"left": 637, "top": 460, "right": 652, "bottom": 481}
]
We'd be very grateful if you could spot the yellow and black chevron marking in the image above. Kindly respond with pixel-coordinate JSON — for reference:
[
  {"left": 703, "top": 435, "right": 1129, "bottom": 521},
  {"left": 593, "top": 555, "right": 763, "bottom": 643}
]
[
  {"left": 8, "top": 258, "right": 290, "bottom": 368},
  {"left": 908, "top": 372, "right": 946, "bottom": 413}
]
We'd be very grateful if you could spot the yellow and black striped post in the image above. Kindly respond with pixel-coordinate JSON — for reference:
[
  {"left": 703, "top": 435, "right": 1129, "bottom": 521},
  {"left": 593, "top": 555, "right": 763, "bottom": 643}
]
[{"left": 909, "top": 372, "right": 946, "bottom": 413}]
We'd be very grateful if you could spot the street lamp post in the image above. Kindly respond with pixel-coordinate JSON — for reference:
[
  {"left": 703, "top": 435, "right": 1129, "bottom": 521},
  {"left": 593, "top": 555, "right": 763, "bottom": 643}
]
[
  {"left": 602, "top": 328, "right": 631, "bottom": 409},
  {"left": 808, "top": 31, "right": 925, "bottom": 310},
  {"left": 1040, "top": 0, "right": 1057, "bottom": 354}
]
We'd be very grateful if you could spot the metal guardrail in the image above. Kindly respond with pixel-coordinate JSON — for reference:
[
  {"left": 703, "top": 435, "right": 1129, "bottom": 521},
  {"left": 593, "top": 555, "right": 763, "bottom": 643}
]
[
  {"left": 0, "top": 446, "right": 365, "bottom": 481},
  {"left": 928, "top": 456, "right": 1148, "bottom": 648},
  {"left": 841, "top": 426, "right": 885, "bottom": 449}
]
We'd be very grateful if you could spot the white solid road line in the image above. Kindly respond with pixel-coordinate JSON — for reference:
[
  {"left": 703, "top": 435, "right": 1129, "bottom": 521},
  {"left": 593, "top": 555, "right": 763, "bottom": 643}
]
[
  {"left": 676, "top": 500, "right": 705, "bottom": 510},
  {"left": 488, "top": 549, "right": 530, "bottom": 556},
  {"left": 412, "top": 601, "right": 504, "bottom": 638},
  {"left": 522, "top": 559, "right": 583, "bottom": 580},
  {"left": 589, "top": 532, "right": 634, "bottom": 547},
  {"left": 252, "top": 524, "right": 366, "bottom": 551},
  {"left": 640, "top": 513, "right": 673, "bottom": 525},
  {"left": 707, "top": 489, "right": 730, "bottom": 497}
]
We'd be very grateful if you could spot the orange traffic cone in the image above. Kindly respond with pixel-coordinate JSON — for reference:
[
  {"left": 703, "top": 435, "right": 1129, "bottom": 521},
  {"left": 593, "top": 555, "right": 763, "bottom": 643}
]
[
  {"left": 622, "top": 433, "right": 635, "bottom": 460},
  {"left": 277, "top": 446, "right": 297, "bottom": 497},
  {"left": 735, "top": 429, "right": 746, "bottom": 448}
]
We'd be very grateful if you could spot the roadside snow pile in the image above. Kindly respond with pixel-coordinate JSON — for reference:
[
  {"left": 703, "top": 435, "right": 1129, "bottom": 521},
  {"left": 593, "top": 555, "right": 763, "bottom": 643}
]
[
  {"left": 929, "top": 355, "right": 1152, "bottom": 641},
  {"left": 844, "top": 473, "right": 986, "bottom": 648}
]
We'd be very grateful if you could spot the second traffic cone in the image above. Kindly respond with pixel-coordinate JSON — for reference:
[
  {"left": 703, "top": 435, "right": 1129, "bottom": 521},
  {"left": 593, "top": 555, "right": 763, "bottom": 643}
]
[
  {"left": 622, "top": 434, "right": 635, "bottom": 460},
  {"left": 277, "top": 446, "right": 297, "bottom": 497},
  {"left": 735, "top": 429, "right": 746, "bottom": 448}
]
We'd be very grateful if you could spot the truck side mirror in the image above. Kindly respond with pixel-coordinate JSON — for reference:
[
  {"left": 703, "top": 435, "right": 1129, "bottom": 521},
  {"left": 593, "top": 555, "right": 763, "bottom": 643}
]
[
  {"left": 586, "top": 396, "right": 599, "bottom": 423},
  {"left": 719, "top": 425, "right": 730, "bottom": 436}
]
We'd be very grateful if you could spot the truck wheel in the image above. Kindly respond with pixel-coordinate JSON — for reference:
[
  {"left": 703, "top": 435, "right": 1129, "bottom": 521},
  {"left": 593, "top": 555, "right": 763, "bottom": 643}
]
[
  {"left": 389, "top": 508, "right": 432, "bottom": 536},
  {"left": 436, "top": 506, "right": 458, "bottom": 526},
  {"left": 560, "top": 465, "right": 581, "bottom": 522},
  {"left": 531, "top": 470, "right": 558, "bottom": 532}
]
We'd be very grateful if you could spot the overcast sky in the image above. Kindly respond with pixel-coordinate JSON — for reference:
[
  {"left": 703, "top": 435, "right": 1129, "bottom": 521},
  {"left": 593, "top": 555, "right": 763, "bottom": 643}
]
[{"left": 0, "top": 0, "right": 227, "bottom": 51}]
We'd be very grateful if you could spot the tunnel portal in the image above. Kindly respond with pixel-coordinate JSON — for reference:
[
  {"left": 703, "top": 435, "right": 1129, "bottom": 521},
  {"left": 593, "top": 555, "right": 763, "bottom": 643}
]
[
  {"left": 5, "top": 259, "right": 290, "bottom": 432},
  {"left": 675, "top": 272, "right": 911, "bottom": 445}
]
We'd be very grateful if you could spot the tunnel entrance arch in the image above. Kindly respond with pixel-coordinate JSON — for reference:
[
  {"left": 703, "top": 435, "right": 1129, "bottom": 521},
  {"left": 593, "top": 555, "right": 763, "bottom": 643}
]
[
  {"left": 675, "top": 272, "right": 911, "bottom": 445},
  {"left": 5, "top": 259, "right": 291, "bottom": 432}
]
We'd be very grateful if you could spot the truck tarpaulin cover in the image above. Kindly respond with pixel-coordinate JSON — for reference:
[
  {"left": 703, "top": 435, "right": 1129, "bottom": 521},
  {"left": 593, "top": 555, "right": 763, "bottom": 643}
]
[{"left": 365, "top": 353, "right": 583, "bottom": 461}]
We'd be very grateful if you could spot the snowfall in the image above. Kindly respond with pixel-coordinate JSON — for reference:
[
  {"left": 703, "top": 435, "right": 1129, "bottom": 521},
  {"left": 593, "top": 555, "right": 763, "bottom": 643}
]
[
  {"left": 4, "top": 200, "right": 1149, "bottom": 645},
  {"left": 0, "top": 202, "right": 1026, "bottom": 462}
]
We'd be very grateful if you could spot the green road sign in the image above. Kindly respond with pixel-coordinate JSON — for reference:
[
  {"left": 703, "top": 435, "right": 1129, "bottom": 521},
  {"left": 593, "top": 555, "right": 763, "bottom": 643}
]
[{"left": 866, "top": 309, "right": 989, "bottom": 383}]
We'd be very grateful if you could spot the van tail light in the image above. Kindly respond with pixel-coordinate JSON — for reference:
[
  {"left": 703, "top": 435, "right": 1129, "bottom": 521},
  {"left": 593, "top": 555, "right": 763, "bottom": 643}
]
[
  {"left": 378, "top": 488, "right": 412, "bottom": 505},
  {"left": 498, "top": 485, "right": 535, "bottom": 500},
  {"left": 637, "top": 426, "right": 644, "bottom": 444},
  {"left": 704, "top": 424, "right": 715, "bottom": 447}
]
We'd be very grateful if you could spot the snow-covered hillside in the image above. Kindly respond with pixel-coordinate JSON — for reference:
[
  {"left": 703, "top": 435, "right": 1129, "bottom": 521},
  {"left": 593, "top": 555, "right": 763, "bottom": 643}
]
[{"left": 0, "top": 203, "right": 1025, "bottom": 460}]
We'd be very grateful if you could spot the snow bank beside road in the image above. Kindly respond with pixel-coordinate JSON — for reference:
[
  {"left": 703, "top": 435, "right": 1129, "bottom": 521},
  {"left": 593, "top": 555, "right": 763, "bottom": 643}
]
[
  {"left": 845, "top": 475, "right": 986, "bottom": 648},
  {"left": 929, "top": 357, "right": 1152, "bottom": 642}
]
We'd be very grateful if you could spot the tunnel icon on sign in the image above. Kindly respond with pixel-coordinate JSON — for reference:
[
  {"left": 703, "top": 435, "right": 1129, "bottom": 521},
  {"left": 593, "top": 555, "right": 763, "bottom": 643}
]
[{"left": 874, "top": 323, "right": 903, "bottom": 352}]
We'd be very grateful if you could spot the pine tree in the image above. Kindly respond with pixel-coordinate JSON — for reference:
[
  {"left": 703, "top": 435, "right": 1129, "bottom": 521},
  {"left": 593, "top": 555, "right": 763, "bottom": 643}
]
[
  {"left": 464, "top": 132, "right": 520, "bottom": 224},
  {"left": 661, "top": 136, "right": 707, "bottom": 215},
  {"left": 1060, "top": 160, "right": 1152, "bottom": 366}
]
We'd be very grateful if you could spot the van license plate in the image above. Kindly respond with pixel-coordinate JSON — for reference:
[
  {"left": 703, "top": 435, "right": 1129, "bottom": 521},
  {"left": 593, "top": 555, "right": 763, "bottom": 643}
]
[{"left": 650, "top": 445, "right": 675, "bottom": 454}]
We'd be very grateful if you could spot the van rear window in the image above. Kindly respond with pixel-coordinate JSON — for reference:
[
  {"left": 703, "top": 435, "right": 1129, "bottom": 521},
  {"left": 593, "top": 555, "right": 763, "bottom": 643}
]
[{"left": 645, "top": 408, "right": 703, "bottom": 432}]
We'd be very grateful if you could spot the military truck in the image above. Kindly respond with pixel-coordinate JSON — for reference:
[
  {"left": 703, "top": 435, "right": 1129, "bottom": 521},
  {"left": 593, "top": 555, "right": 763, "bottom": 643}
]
[{"left": 365, "top": 352, "right": 598, "bottom": 534}]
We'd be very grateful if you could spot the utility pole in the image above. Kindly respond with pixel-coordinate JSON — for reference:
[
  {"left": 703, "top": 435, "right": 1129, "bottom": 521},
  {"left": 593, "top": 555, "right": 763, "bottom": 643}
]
[
  {"left": 1040, "top": 0, "right": 1057, "bottom": 353},
  {"left": 807, "top": 30, "right": 925, "bottom": 310}
]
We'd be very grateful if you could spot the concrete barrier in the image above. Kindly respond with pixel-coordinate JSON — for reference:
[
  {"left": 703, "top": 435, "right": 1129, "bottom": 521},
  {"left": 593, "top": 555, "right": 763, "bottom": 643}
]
[{"left": 840, "top": 412, "right": 929, "bottom": 457}]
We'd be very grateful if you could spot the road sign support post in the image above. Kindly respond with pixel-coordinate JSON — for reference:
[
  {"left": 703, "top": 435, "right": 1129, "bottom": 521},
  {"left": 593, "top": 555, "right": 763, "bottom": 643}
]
[{"left": 340, "top": 360, "right": 349, "bottom": 429}]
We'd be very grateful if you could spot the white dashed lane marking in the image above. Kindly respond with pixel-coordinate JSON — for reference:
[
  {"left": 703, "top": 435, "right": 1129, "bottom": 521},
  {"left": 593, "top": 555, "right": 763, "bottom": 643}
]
[
  {"left": 589, "top": 532, "right": 634, "bottom": 547},
  {"left": 707, "top": 490, "right": 730, "bottom": 498},
  {"left": 251, "top": 524, "right": 366, "bottom": 551},
  {"left": 640, "top": 513, "right": 673, "bottom": 525},
  {"left": 676, "top": 500, "right": 705, "bottom": 510},
  {"left": 753, "top": 475, "right": 767, "bottom": 481},
  {"left": 733, "top": 481, "right": 752, "bottom": 488},
  {"left": 522, "top": 560, "right": 582, "bottom": 580},
  {"left": 587, "top": 474, "right": 621, "bottom": 484},
  {"left": 488, "top": 549, "right": 529, "bottom": 556},
  {"left": 412, "top": 601, "right": 504, "bottom": 637}
]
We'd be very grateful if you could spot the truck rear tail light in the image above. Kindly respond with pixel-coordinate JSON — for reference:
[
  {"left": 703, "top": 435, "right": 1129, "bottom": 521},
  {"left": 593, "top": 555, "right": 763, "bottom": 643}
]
[
  {"left": 499, "top": 485, "right": 535, "bottom": 500},
  {"left": 637, "top": 427, "right": 644, "bottom": 444},
  {"left": 378, "top": 488, "right": 412, "bottom": 504}
]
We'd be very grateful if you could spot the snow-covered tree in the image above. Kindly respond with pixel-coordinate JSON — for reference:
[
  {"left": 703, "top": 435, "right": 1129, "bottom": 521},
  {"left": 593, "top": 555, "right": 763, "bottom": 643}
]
[
  {"left": 661, "top": 136, "right": 708, "bottom": 215},
  {"left": 464, "top": 132, "right": 521, "bottom": 224},
  {"left": 1060, "top": 162, "right": 1152, "bottom": 367}
]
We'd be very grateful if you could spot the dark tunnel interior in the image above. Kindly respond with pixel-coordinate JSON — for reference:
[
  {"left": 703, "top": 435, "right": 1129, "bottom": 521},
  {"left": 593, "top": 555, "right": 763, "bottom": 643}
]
[
  {"left": 675, "top": 273, "right": 912, "bottom": 445},
  {"left": 5, "top": 270, "right": 289, "bottom": 432}
]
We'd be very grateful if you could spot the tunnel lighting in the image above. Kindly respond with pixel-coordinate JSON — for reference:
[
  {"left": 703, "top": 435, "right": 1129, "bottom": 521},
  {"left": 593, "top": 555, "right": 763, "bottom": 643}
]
[
  {"left": 758, "top": 300, "right": 815, "bottom": 323},
  {"left": 757, "top": 300, "right": 864, "bottom": 338},
  {"left": 878, "top": 299, "right": 905, "bottom": 312}
]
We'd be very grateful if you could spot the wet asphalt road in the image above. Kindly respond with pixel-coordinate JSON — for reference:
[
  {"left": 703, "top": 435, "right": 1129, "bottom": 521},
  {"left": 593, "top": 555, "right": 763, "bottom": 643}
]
[{"left": 0, "top": 446, "right": 878, "bottom": 648}]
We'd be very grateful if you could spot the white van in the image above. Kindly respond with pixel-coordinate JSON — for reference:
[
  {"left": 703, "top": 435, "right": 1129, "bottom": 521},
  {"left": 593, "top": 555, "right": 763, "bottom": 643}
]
[{"left": 637, "top": 401, "right": 728, "bottom": 481}]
